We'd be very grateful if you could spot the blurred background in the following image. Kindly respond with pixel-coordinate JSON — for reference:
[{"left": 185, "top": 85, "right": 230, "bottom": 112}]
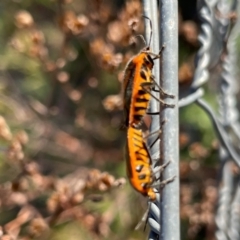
[{"left": 0, "top": 0, "right": 237, "bottom": 239}]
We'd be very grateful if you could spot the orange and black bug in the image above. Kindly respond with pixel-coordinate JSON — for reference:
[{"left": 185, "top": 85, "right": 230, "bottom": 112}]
[
  {"left": 125, "top": 126, "right": 174, "bottom": 201},
  {"left": 126, "top": 126, "right": 156, "bottom": 200},
  {"left": 122, "top": 16, "right": 174, "bottom": 129},
  {"left": 125, "top": 126, "right": 175, "bottom": 229}
]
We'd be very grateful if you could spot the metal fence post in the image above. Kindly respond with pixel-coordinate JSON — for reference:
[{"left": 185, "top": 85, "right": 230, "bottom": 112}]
[{"left": 159, "top": 0, "right": 180, "bottom": 239}]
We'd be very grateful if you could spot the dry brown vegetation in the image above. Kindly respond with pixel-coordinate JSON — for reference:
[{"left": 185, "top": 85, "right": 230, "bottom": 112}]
[{"left": 0, "top": 0, "right": 226, "bottom": 239}]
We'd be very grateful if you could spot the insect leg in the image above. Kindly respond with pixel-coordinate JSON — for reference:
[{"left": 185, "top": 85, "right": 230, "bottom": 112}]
[
  {"left": 141, "top": 82, "right": 175, "bottom": 108},
  {"left": 152, "top": 160, "right": 171, "bottom": 176},
  {"left": 150, "top": 161, "right": 172, "bottom": 183},
  {"left": 150, "top": 75, "right": 175, "bottom": 99},
  {"left": 144, "top": 128, "right": 162, "bottom": 140},
  {"left": 145, "top": 111, "right": 159, "bottom": 115},
  {"left": 151, "top": 175, "right": 176, "bottom": 189},
  {"left": 142, "top": 120, "right": 166, "bottom": 149},
  {"left": 142, "top": 44, "right": 165, "bottom": 60},
  {"left": 152, "top": 44, "right": 165, "bottom": 60}
]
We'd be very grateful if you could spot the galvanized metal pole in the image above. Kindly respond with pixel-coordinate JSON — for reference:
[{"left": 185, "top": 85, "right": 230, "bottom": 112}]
[
  {"left": 159, "top": 0, "right": 180, "bottom": 239},
  {"left": 142, "top": 1, "right": 163, "bottom": 239}
]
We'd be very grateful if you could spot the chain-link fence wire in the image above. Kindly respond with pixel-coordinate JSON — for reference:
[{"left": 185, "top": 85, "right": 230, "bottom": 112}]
[
  {"left": 142, "top": 1, "right": 163, "bottom": 238},
  {"left": 186, "top": 0, "right": 240, "bottom": 239},
  {"left": 141, "top": 0, "right": 240, "bottom": 239},
  {"left": 215, "top": 0, "right": 240, "bottom": 240}
]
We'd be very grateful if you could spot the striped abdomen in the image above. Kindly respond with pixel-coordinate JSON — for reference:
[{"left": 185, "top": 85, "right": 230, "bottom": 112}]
[
  {"left": 125, "top": 127, "right": 156, "bottom": 200},
  {"left": 122, "top": 52, "right": 154, "bottom": 128}
]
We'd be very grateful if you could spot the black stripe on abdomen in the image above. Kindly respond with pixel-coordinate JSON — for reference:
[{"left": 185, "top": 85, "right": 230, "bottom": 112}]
[
  {"left": 140, "top": 70, "right": 147, "bottom": 80},
  {"left": 136, "top": 98, "right": 149, "bottom": 103},
  {"left": 134, "top": 106, "right": 146, "bottom": 112},
  {"left": 133, "top": 114, "right": 142, "bottom": 121},
  {"left": 138, "top": 89, "right": 146, "bottom": 95}
]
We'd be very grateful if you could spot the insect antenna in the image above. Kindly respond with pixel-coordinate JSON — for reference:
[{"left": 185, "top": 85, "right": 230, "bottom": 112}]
[
  {"left": 130, "top": 16, "right": 152, "bottom": 48},
  {"left": 142, "top": 15, "right": 153, "bottom": 48}
]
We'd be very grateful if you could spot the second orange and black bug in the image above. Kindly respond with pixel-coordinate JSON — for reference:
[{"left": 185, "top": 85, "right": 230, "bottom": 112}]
[{"left": 125, "top": 126, "right": 175, "bottom": 201}]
